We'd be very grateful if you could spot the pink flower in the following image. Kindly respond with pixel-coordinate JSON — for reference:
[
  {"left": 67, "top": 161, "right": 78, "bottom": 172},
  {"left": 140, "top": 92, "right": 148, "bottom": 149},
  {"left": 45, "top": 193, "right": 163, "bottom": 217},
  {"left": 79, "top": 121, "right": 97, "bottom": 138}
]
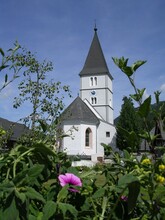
[
  {"left": 121, "top": 195, "right": 128, "bottom": 201},
  {"left": 58, "top": 173, "right": 82, "bottom": 192}
]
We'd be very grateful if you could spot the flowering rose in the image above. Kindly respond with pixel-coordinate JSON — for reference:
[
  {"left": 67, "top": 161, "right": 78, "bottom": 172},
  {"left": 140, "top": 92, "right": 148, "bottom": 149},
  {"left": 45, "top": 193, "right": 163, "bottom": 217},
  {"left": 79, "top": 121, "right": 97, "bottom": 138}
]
[{"left": 58, "top": 173, "right": 82, "bottom": 192}]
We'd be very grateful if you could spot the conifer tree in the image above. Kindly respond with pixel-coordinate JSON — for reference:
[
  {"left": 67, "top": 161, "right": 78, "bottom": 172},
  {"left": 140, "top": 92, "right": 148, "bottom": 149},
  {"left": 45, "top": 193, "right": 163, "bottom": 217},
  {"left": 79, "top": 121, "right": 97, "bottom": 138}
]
[{"left": 116, "top": 96, "right": 142, "bottom": 152}]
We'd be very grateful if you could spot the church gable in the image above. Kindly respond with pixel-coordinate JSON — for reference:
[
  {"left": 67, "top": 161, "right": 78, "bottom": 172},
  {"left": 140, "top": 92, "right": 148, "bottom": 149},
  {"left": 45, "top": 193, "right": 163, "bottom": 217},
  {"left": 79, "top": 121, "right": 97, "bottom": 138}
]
[{"left": 60, "top": 96, "right": 99, "bottom": 124}]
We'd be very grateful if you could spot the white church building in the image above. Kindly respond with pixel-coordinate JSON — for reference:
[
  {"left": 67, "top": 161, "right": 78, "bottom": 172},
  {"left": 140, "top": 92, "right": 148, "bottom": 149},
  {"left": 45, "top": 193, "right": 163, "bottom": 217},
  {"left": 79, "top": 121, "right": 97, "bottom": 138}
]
[{"left": 59, "top": 27, "right": 116, "bottom": 163}]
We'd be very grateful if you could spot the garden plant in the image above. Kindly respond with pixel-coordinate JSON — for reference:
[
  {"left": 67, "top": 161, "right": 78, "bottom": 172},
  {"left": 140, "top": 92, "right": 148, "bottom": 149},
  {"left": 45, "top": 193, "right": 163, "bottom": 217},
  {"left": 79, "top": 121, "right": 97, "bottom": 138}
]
[{"left": 0, "top": 44, "right": 165, "bottom": 219}]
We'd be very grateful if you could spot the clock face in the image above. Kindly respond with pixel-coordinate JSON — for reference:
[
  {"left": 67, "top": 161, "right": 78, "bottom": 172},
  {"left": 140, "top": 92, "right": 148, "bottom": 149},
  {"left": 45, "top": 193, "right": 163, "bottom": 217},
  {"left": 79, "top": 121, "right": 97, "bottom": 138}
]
[{"left": 91, "top": 90, "right": 96, "bottom": 95}]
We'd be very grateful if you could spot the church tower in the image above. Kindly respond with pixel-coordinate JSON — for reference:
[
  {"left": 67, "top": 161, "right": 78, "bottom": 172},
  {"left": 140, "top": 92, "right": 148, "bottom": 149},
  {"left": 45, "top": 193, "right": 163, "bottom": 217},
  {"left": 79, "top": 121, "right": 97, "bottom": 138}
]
[
  {"left": 79, "top": 27, "right": 114, "bottom": 124},
  {"left": 60, "top": 27, "right": 116, "bottom": 159}
]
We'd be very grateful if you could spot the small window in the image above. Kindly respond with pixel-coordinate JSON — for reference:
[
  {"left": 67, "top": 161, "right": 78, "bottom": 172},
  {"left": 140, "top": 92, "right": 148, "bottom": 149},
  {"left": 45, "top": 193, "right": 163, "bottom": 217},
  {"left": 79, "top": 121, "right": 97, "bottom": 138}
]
[
  {"left": 91, "top": 97, "right": 97, "bottom": 105},
  {"left": 90, "top": 77, "right": 97, "bottom": 86},
  {"left": 90, "top": 77, "right": 93, "bottom": 86},
  {"left": 85, "top": 128, "right": 92, "bottom": 147},
  {"left": 106, "top": 132, "right": 110, "bottom": 137},
  {"left": 94, "top": 77, "right": 97, "bottom": 86}
]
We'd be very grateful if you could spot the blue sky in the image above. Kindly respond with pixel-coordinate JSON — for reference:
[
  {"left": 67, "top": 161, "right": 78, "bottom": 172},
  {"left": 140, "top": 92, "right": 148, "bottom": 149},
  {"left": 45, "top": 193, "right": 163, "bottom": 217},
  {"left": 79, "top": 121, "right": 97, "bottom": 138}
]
[{"left": 0, "top": 0, "right": 165, "bottom": 122}]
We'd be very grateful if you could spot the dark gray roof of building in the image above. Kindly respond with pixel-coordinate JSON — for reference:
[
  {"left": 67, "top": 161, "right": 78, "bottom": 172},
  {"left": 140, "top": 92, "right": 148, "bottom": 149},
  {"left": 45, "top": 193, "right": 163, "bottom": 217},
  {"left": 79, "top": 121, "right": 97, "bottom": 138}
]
[
  {"left": 79, "top": 28, "right": 113, "bottom": 79},
  {"left": 60, "top": 96, "right": 99, "bottom": 124},
  {"left": 0, "top": 117, "right": 29, "bottom": 141}
]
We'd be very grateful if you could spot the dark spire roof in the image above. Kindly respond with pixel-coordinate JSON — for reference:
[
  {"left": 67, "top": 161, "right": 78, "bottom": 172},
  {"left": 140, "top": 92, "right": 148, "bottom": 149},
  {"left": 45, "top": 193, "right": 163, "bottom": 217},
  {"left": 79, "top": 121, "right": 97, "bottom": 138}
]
[
  {"left": 60, "top": 96, "right": 99, "bottom": 124},
  {"left": 79, "top": 28, "right": 113, "bottom": 79}
]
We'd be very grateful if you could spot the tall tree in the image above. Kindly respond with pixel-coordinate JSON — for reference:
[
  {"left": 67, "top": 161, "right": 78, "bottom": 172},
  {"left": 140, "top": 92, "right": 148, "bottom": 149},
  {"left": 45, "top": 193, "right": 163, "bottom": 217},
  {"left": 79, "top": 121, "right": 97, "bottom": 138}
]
[
  {"left": 116, "top": 96, "right": 142, "bottom": 152},
  {"left": 1, "top": 43, "right": 71, "bottom": 146},
  {"left": 12, "top": 47, "right": 71, "bottom": 137}
]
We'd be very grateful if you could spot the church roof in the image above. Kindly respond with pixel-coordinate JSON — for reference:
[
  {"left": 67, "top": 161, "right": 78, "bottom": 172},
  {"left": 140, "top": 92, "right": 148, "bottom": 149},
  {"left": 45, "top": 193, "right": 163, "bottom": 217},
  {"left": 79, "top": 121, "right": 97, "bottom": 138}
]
[
  {"left": 79, "top": 28, "right": 113, "bottom": 79},
  {"left": 60, "top": 96, "right": 99, "bottom": 124},
  {"left": 0, "top": 117, "right": 29, "bottom": 141}
]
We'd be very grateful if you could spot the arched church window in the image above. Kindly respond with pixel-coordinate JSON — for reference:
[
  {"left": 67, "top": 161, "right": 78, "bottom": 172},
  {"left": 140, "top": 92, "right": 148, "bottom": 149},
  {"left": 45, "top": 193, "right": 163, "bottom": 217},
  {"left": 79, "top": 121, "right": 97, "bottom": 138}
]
[{"left": 85, "top": 128, "right": 92, "bottom": 147}]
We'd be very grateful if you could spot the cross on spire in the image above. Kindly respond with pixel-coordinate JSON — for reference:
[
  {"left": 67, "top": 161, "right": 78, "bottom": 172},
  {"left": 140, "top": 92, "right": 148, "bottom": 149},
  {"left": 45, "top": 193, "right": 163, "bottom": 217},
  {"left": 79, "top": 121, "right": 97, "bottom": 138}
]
[{"left": 94, "top": 20, "right": 97, "bottom": 32}]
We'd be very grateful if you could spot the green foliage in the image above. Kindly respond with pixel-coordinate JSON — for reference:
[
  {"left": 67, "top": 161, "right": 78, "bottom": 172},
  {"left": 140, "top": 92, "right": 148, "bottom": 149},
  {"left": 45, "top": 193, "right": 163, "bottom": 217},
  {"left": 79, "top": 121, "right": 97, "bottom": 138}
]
[
  {"left": 0, "top": 41, "right": 21, "bottom": 92},
  {"left": 116, "top": 96, "right": 142, "bottom": 152},
  {"left": 1, "top": 44, "right": 165, "bottom": 219},
  {"left": 0, "top": 42, "right": 72, "bottom": 150},
  {"left": 0, "top": 142, "right": 72, "bottom": 219},
  {"left": 113, "top": 57, "right": 165, "bottom": 155},
  {"left": 10, "top": 46, "right": 72, "bottom": 132}
]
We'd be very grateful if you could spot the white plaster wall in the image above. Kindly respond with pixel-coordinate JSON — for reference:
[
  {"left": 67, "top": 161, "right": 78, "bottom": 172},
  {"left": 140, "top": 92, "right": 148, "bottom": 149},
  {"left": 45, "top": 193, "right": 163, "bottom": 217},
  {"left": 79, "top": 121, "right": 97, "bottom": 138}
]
[
  {"left": 62, "top": 121, "right": 97, "bottom": 156},
  {"left": 97, "top": 121, "right": 116, "bottom": 155},
  {"left": 62, "top": 122, "right": 81, "bottom": 155},
  {"left": 80, "top": 74, "right": 113, "bottom": 124}
]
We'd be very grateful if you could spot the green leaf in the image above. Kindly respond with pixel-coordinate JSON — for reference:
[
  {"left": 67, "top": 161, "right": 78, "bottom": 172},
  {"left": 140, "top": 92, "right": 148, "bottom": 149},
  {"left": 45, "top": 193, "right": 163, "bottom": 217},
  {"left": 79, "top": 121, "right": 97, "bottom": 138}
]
[
  {"left": 92, "top": 188, "right": 105, "bottom": 199},
  {"left": 131, "top": 60, "right": 147, "bottom": 72},
  {"left": 58, "top": 202, "right": 78, "bottom": 218},
  {"left": 162, "top": 154, "right": 165, "bottom": 164},
  {"left": 38, "top": 119, "right": 48, "bottom": 132},
  {"left": 0, "top": 65, "right": 9, "bottom": 71},
  {"left": 36, "top": 212, "right": 43, "bottom": 220},
  {"left": 130, "top": 88, "right": 146, "bottom": 102},
  {"left": 123, "top": 150, "right": 131, "bottom": 159},
  {"left": 118, "top": 174, "right": 139, "bottom": 189},
  {"left": 34, "top": 142, "right": 56, "bottom": 157},
  {"left": 28, "top": 215, "right": 37, "bottom": 220},
  {"left": 25, "top": 187, "right": 45, "bottom": 202},
  {"left": 5, "top": 74, "right": 8, "bottom": 83},
  {"left": 127, "top": 181, "right": 140, "bottom": 214},
  {"left": 112, "top": 57, "right": 127, "bottom": 69},
  {"left": 1, "top": 198, "right": 19, "bottom": 220},
  {"left": 15, "top": 190, "right": 26, "bottom": 203},
  {"left": 27, "top": 164, "right": 44, "bottom": 178},
  {"left": 42, "top": 201, "right": 57, "bottom": 220},
  {"left": 122, "top": 66, "right": 133, "bottom": 77},
  {"left": 0, "top": 48, "right": 5, "bottom": 56},
  {"left": 138, "top": 96, "right": 151, "bottom": 118},
  {"left": 153, "top": 185, "right": 165, "bottom": 206},
  {"left": 57, "top": 185, "right": 68, "bottom": 202},
  {"left": 112, "top": 57, "right": 133, "bottom": 76},
  {"left": 0, "top": 181, "right": 15, "bottom": 193}
]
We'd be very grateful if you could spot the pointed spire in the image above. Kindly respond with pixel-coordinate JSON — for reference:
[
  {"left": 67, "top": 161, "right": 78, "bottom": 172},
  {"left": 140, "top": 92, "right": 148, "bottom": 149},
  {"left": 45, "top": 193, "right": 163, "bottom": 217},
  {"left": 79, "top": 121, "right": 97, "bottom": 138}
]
[{"left": 79, "top": 27, "right": 113, "bottom": 79}]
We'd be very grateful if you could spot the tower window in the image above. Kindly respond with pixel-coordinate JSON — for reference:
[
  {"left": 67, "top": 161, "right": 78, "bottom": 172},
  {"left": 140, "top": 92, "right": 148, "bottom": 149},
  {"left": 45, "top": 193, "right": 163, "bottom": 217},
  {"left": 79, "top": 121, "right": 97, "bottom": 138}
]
[
  {"left": 94, "top": 77, "right": 97, "bottom": 86},
  {"left": 90, "top": 77, "right": 97, "bottom": 86},
  {"left": 90, "top": 77, "right": 93, "bottom": 86},
  {"left": 106, "top": 132, "right": 110, "bottom": 137},
  {"left": 91, "top": 97, "right": 97, "bottom": 104},
  {"left": 85, "top": 128, "right": 92, "bottom": 147}
]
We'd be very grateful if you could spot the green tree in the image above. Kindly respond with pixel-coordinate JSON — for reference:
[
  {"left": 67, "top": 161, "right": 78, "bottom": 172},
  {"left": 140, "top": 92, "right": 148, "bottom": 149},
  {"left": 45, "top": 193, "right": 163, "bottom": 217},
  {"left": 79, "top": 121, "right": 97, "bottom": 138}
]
[
  {"left": 0, "top": 43, "right": 71, "bottom": 147},
  {"left": 113, "top": 57, "right": 165, "bottom": 156},
  {"left": 116, "top": 96, "right": 142, "bottom": 152},
  {"left": 0, "top": 41, "right": 21, "bottom": 92},
  {"left": 11, "top": 46, "right": 72, "bottom": 144}
]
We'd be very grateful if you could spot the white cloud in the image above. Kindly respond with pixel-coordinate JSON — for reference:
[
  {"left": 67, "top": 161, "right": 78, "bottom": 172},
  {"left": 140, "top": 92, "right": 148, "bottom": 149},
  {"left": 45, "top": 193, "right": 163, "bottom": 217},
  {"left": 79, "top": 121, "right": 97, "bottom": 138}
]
[
  {"left": 160, "top": 83, "right": 165, "bottom": 92},
  {"left": 142, "top": 89, "right": 149, "bottom": 102},
  {"left": 0, "top": 84, "right": 14, "bottom": 100}
]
